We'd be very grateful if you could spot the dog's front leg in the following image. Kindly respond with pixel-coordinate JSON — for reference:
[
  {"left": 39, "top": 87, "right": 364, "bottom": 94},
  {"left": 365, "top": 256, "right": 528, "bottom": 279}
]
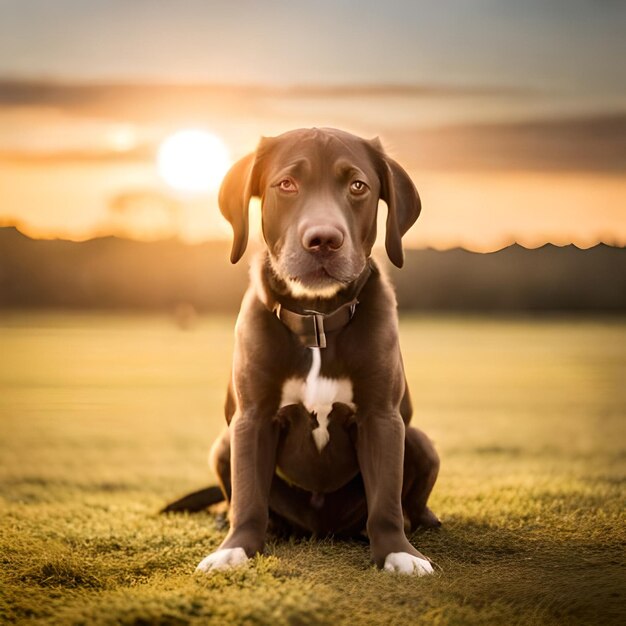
[
  {"left": 196, "top": 412, "right": 279, "bottom": 572},
  {"left": 356, "top": 412, "right": 434, "bottom": 576}
]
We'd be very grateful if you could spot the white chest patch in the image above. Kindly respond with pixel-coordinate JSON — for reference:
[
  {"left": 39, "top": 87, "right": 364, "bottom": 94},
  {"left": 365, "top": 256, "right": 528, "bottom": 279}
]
[{"left": 280, "top": 347, "right": 355, "bottom": 452}]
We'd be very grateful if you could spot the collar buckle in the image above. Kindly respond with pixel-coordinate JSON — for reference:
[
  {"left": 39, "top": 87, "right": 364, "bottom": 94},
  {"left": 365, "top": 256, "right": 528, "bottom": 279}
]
[{"left": 313, "top": 314, "right": 327, "bottom": 349}]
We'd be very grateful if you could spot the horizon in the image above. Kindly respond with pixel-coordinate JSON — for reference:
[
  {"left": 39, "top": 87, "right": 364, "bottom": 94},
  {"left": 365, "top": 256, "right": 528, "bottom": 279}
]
[{"left": 1, "top": 222, "right": 623, "bottom": 254}]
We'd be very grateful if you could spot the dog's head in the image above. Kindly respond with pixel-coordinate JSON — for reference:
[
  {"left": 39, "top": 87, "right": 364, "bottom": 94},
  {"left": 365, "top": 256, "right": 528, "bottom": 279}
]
[{"left": 219, "top": 128, "right": 421, "bottom": 298}]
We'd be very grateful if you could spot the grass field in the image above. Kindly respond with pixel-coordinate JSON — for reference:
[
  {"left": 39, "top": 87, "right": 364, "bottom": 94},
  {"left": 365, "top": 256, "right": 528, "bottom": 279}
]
[{"left": 1, "top": 312, "right": 624, "bottom": 625}]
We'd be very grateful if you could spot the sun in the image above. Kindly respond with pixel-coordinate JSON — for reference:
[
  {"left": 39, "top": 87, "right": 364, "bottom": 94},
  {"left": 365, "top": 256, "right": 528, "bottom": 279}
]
[{"left": 157, "top": 129, "right": 231, "bottom": 193}]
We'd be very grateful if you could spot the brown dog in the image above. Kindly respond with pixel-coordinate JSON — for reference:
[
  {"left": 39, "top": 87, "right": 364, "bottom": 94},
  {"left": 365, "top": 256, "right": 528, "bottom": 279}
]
[{"left": 169, "top": 128, "right": 440, "bottom": 575}]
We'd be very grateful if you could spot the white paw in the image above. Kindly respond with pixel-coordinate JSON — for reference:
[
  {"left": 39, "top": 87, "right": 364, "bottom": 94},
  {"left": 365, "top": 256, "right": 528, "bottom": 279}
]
[
  {"left": 383, "top": 552, "right": 434, "bottom": 576},
  {"left": 195, "top": 547, "right": 249, "bottom": 573}
]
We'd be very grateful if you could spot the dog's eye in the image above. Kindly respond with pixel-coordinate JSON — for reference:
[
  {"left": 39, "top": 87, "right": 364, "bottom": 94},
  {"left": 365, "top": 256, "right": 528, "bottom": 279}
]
[
  {"left": 276, "top": 179, "right": 297, "bottom": 193},
  {"left": 349, "top": 180, "right": 368, "bottom": 195}
]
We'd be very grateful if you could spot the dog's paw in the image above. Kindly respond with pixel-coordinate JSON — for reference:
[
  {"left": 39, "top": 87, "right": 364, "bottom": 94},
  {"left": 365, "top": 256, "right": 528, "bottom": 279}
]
[
  {"left": 383, "top": 552, "right": 434, "bottom": 576},
  {"left": 195, "top": 547, "right": 248, "bottom": 573}
]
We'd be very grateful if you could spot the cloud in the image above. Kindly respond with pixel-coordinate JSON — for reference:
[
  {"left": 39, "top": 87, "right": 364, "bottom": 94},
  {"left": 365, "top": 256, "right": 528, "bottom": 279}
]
[
  {"left": 0, "top": 78, "right": 529, "bottom": 117},
  {"left": 382, "top": 114, "right": 626, "bottom": 174}
]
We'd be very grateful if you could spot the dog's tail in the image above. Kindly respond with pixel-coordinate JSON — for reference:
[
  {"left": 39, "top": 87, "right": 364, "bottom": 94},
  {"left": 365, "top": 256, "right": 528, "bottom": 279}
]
[{"left": 160, "top": 485, "right": 225, "bottom": 514}]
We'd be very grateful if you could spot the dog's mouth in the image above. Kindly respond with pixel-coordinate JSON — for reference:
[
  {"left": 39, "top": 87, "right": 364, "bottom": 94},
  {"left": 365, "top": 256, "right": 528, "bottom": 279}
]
[
  {"left": 284, "top": 266, "right": 347, "bottom": 299},
  {"left": 285, "top": 266, "right": 350, "bottom": 298},
  {"left": 293, "top": 266, "right": 337, "bottom": 284}
]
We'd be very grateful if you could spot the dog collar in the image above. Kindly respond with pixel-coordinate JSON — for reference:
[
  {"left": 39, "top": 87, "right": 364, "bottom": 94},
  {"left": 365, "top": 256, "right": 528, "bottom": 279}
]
[
  {"left": 271, "top": 263, "right": 372, "bottom": 349},
  {"left": 273, "top": 299, "right": 358, "bottom": 348}
]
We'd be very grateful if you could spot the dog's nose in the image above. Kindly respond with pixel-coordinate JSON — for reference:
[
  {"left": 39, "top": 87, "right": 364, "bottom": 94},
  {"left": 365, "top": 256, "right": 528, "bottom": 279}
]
[{"left": 302, "top": 225, "right": 344, "bottom": 253}]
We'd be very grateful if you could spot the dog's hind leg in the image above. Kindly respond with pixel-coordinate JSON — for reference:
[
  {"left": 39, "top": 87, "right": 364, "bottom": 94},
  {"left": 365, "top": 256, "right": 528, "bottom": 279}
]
[{"left": 402, "top": 426, "right": 441, "bottom": 530}]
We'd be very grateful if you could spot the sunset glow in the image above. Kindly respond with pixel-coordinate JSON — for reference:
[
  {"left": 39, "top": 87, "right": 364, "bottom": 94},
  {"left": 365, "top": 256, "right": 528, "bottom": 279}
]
[
  {"left": 157, "top": 130, "right": 231, "bottom": 193},
  {"left": 0, "top": 2, "right": 624, "bottom": 250}
]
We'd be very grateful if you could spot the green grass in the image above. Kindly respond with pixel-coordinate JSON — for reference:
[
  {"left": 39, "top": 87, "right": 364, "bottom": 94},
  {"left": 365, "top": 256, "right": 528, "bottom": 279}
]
[{"left": 1, "top": 312, "right": 624, "bottom": 625}]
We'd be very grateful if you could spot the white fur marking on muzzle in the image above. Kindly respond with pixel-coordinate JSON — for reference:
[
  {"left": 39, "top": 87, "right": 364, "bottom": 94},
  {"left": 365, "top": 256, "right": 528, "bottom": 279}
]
[{"left": 285, "top": 278, "right": 343, "bottom": 299}]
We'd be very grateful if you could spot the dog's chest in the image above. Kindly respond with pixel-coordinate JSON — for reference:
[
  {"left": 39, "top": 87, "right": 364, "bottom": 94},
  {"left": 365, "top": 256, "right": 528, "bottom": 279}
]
[{"left": 279, "top": 348, "right": 355, "bottom": 452}]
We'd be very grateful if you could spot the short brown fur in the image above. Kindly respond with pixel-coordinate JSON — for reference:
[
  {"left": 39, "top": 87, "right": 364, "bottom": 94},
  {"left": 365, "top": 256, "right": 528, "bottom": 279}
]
[{"left": 197, "top": 128, "right": 439, "bottom": 569}]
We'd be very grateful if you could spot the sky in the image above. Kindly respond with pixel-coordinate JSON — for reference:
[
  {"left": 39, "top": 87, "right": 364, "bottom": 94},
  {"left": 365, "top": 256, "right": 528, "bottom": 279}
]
[{"left": 0, "top": 0, "right": 624, "bottom": 250}]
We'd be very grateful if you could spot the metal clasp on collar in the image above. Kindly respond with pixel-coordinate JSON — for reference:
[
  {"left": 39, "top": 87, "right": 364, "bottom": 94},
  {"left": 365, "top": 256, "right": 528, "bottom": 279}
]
[{"left": 313, "top": 314, "right": 327, "bottom": 348}]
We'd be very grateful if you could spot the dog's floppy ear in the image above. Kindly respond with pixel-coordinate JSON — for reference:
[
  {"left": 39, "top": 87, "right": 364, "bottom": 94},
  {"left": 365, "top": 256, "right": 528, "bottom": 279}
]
[
  {"left": 371, "top": 138, "right": 422, "bottom": 268},
  {"left": 218, "top": 152, "right": 257, "bottom": 264}
]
